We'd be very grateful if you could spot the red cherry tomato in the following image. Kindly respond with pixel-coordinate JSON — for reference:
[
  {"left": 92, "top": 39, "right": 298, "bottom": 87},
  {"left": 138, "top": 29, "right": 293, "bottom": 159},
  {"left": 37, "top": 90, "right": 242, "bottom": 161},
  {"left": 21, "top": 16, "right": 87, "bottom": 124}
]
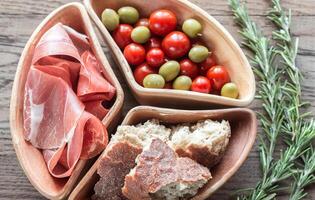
[
  {"left": 162, "top": 31, "right": 191, "bottom": 59},
  {"left": 133, "top": 63, "right": 156, "bottom": 86},
  {"left": 191, "top": 76, "right": 211, "bottom": 94},
  {"left": 112, "top": 24, "right": 133, "bottom": 49},
  {"left": 135, "top": 18, "right": 150, "bottom": 27},
  {"left": 149, "top": 9, "right": 177, "bottom": 36},
  {"left": 200, "top": 54, "right": 217, "bottom": 75},
  {"left": 146, "top": 48, "right": 165, "bottom": 68},
  {"left": 124, "top": 43, "right": 146, "bottom": 66},
  {"left": 145, "top": 37, "right": 162, "bottom": 50},
  {"left": 179, "top": 58, "right": 199, "bottom": 79},
  {"left": 206, "top": 65, "right": 230, "bottom": 90},
  {"left": 163, "top": 82, "right": 173, "bottom": 89}
]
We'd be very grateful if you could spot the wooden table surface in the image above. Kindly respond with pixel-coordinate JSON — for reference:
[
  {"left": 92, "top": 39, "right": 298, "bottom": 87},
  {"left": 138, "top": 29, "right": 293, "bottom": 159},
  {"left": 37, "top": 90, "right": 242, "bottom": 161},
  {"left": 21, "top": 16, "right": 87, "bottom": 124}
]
[{"left": 1, "top": 0, "right": 315, "bottom": 199}]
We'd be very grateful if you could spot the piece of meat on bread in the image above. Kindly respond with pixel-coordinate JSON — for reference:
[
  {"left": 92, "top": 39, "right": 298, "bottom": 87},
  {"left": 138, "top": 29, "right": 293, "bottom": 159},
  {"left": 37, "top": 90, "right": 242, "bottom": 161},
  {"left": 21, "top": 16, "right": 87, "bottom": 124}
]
[
  {"left": 92, "top": 141, "right": 142, "bottom": 200},
  {"left": 122, "top": 138, "right": 211, "bottom": 200},
  {"left": 170, "top": 119, "right": 231, "bottom": 168}
]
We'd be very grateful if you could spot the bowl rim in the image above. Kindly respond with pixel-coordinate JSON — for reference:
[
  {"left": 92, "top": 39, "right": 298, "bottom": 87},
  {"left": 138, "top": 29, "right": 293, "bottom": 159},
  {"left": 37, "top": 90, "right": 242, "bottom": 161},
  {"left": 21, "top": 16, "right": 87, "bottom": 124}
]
[
  {"left": 9, "top": 2, "right": 124, "bottom": 199},
  {"left": 83, "top": 0, "right": 256, "bottom": 107}
]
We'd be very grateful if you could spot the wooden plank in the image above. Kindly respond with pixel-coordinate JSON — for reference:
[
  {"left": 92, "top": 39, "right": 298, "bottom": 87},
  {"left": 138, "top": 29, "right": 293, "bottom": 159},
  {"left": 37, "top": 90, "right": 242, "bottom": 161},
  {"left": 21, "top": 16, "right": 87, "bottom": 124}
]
[
  {"left": 1, "top": 0, "right": 315, "bottom": 16},
  {"left": 0, "top": 0, "right": 315, "bottom": 199}
]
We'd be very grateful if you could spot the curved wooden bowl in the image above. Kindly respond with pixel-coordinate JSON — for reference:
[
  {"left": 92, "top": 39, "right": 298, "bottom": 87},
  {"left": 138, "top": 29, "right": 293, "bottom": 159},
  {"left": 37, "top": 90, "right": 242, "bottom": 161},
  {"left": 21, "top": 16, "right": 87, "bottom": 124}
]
[
  {"left": 84, "top": 0, "right": 255, "bottom": 108},
  {"left": 69, "top": 106, "right": 257, "bottom": 199},
  {"left": 9, "top": 2, "right": 124, "bottom": 199}
]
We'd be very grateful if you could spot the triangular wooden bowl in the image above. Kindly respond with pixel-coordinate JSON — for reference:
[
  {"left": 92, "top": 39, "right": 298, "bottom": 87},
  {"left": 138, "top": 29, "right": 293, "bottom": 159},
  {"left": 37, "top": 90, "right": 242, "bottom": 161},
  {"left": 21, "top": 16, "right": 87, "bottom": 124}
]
[
  {"left": 84, "top": 0, "right": 255, "bottom": 108},
  {"left": 69, "top": 106, "right": 257, "bottom": 199},
  {"left": 9, "top": 2, "right": 124, "bottom": 199}
]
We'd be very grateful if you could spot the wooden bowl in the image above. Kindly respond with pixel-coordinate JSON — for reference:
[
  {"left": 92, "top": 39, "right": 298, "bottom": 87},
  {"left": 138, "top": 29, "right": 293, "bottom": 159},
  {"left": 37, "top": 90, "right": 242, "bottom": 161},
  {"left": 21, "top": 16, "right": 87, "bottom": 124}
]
[
  {"left": 84, "top": 0, "right": 255, "bottom": 108},
  {"left": 9, "top": 2, "right": 124, "bottom": 199},
  {"left": 69, "top": 106, "right": 257, "bottom": 199}
]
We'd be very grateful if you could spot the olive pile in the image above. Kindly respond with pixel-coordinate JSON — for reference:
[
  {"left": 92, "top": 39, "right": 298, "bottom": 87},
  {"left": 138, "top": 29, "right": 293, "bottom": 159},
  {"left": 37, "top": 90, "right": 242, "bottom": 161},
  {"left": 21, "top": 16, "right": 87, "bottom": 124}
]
[{"left": 101, "top": 6, "right": 239, "bottom": 99}]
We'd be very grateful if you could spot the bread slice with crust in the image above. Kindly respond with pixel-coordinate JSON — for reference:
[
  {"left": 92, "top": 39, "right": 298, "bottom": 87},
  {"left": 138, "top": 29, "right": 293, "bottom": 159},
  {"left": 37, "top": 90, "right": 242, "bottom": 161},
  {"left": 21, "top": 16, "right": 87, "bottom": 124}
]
[
  {"left": 92, "top": 141, "right": 142, "bottom": 200},
  {"left": 170, "top": 119, "right": 231, "bottom": 168},
  {"left": 122, "top": 138, "right": 211, "bottom": 200}
]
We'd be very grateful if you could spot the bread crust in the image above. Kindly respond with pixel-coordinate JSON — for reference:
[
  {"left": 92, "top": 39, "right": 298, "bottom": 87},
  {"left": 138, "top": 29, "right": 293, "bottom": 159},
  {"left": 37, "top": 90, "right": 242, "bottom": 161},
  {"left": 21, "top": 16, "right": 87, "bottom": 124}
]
[
  {"left": 171, "top": 120, "right": 231, "bottom": 168},
  {"left": 122, "top": 139, "right": 211, "bottom": 200},
  {"left": 93, "top": 141, "right": 142, "bottom": 200},
  {"left": 175, "top": 144, "right": 225, "bottom": 168}
]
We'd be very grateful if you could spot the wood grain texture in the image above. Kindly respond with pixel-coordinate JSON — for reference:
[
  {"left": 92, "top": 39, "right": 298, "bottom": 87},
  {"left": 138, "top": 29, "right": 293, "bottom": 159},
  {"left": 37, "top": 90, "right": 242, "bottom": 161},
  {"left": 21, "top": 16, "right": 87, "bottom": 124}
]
[{"left": 0, "top": 0, "right": 314, "bottom": 199}]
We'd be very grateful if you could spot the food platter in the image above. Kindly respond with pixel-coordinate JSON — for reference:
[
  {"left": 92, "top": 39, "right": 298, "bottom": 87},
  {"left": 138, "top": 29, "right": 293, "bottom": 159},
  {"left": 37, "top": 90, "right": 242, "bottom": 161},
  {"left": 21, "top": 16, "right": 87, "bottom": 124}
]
[
  {"left": 84, "top": 0, "right": 255, "bottom": 107},
  {"left": 9, "top": 1, "right": 257, "bottom": 199},
  {"left": 69, "top": 106, "right": 257, "bottom": 200}
]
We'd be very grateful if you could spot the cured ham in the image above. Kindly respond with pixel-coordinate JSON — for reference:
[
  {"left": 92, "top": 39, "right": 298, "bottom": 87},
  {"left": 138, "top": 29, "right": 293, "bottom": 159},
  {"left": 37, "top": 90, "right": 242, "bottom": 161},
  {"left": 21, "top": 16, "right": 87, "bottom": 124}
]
[
  {"left": 84, "top": 100, "right": 109, "bottom": 120},
  {"left": 23, "top": 23, "right": 115, "bottom": 178},
  {"left": 77, "top": 51, "right": 115, "bottom": 102},
  {"left": 24, "top": 67, "right": 85, "bottom": 149}
]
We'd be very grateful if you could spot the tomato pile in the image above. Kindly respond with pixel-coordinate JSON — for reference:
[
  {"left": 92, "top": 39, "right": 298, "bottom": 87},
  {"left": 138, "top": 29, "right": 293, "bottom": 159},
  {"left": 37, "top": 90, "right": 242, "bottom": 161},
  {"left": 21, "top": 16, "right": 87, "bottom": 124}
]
[{"left": 101, "top": 6, "right": 239, "bottom": 99}]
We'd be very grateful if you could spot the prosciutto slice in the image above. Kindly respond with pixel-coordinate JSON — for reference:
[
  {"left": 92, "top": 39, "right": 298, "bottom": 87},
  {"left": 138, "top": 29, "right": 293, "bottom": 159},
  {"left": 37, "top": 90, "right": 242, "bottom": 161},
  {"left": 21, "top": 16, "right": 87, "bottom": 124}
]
[
  {"left": 77, "top": 51, "right": 115, "bottom": 102},
  {"left": 23, "top": 23, "right": 114, "bottom": 178},
  {"left": 24, "top": 67, "right": 85, "bottom": 149},
  {"left": 36, "top": 56, "right": 81, "bottom": 89},
  {"left": 84, "top": 100, "right": 109, "bottom": 120}
]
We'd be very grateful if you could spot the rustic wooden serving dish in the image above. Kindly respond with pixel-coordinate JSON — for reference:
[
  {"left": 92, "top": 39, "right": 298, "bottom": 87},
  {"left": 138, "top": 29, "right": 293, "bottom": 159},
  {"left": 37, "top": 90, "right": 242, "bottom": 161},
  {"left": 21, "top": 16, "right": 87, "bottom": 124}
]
[
  {"left": 9, "top": 2, "right": 124, "bottom": 199},
  {"left": 84, "top": 0, "right": 255, "bottom": 108},
  {"left": 69, "top": 106, "right": 257, "bottom": 199}
]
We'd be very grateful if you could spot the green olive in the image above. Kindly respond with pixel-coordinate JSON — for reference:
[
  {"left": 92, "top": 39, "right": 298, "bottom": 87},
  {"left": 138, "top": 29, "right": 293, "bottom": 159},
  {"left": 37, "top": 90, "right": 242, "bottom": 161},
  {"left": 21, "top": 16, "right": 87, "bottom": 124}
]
[
  {"left": 188, "top": 45, "right": 209, "bottom": 63},
  {"left": 101, "top": 9, "right": 119, "bottom": 31},
  {"left": 158, "top": 61, "right": 180, "bottom": 82},
  {"left": 143, "top": 74, "right": 165, "bottom": 89},
  {"left": 173, "top": 76, "right": 192, "bottom": 90},
  {"left": 221, "top": 82, "right": 239, "bottom": 99},
  {"left": 118, "top": 6, "right": 139, "bottom": 24},
  {"left": 182, "top": 19, "right": 202, "bottom": 38},
  {"left": 131, "top": 26, "right": 151, "bottom": 44}
]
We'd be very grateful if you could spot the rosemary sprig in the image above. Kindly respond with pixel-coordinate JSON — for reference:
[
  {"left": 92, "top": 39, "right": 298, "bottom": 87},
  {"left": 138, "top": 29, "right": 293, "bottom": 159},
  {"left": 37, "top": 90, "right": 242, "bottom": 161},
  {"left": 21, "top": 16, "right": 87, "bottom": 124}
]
[
  {"left": 268, "top": 0, "right": 307, "bottom": 142},
  {"left": 290, "top": 148, "right": 315, "bottom": 200},
  {"left": 228, "top": 0, "right": 285, "bottom": 199},
  {"left": 228, "top": 0, "right": 315, "bottom": 199},
  {"left": 228, "top": 0, "right": 285, "bottom": 188},
  {"left": 268, "top": 0, "right": 315, "bottom": 199}
]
